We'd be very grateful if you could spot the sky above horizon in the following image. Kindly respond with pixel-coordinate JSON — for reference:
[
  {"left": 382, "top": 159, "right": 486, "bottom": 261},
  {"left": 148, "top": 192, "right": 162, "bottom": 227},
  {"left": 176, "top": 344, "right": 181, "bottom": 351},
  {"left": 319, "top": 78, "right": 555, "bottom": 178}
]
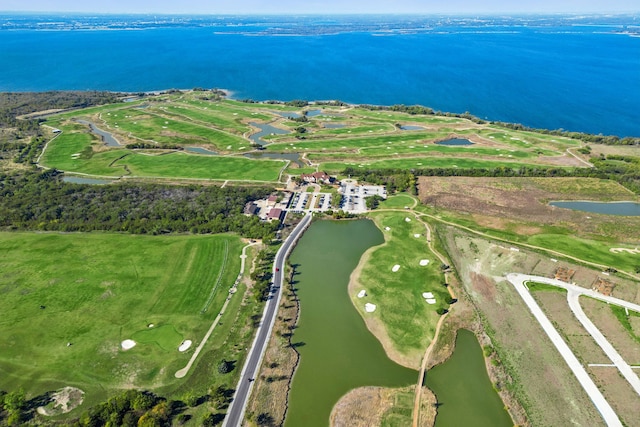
[{"left": 1, "top": 0, "right": 638, "bottom": 14}]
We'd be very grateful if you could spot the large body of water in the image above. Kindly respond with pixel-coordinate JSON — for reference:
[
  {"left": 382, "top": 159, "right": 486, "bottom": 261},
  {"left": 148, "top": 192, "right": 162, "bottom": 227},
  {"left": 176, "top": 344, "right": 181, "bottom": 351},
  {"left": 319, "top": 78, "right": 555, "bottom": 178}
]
[
  {"left": 286, "top": 219, "right": 416, "bottom": 427},
  {"left": 1, "top": 14, "right": 639, "bottom": 136}
]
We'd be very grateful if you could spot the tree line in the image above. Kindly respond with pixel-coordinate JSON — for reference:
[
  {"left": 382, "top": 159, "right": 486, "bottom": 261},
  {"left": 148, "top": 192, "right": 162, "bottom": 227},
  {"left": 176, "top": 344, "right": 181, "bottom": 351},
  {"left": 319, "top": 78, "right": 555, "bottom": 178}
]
[
  {"left": 344, "top": 159, "right": 640, "bottom": 194},
  {"left": 0, "top": 169, "right": 280, "bottom": 238}
]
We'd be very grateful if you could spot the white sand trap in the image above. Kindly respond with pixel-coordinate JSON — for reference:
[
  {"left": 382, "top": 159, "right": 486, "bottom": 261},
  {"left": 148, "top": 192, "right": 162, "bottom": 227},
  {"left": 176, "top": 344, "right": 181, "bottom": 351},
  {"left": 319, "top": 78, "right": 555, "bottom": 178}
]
[
  {"left": 384, "top": 226, "right": 391, "bottom": 231},
  {"left": 178, "top": 340, "right": 192, "bottom": 352},
  {"left": 121, "top": 339, "right": 136, "bottom": 350},
  {"left": 422, "top": 292, "right": 434, "bottom": 299},
  {"left": 357, "top": 290, "right": 367, "bottom": 298},
  {"left": 392, "top": 265, "right": 401, "bottom": 272},
  {"left": 365, "top": 303, "right": 377, "bottom": 312},
  {"left": 405, "top": 217, "right": 411, "bottom": 222},
  {"left": 148, "top": 323, "right": 154, "bottom": 328},
  {"left": 426, "top": 298, "right": 437, "bottom": 304},
  {"left": 419, "top": 259, "right": 430, "bottom": 266},
  {"left": 414, "top": 234, "right": 421, "bottom": 238}
]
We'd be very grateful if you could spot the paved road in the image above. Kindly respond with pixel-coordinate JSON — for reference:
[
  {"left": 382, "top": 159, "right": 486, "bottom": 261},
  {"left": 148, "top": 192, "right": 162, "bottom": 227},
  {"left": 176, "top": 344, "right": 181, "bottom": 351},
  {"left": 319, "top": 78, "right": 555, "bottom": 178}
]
[
  {"left": 567, "top": 289, "right": 640, "bottom": 397},
  {"left": 223, "top": 213, "right": 312, "bottom": 427},
  {"left": 506, "top": 273, "right": 622, "bottom": 427}
]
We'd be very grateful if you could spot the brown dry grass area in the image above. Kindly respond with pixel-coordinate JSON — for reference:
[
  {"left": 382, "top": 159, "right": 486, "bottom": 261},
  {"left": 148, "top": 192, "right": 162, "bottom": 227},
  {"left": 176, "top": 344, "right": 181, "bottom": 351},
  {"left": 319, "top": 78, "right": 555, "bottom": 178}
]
[
  {"left": 631, "top": 316, "right": 640, "bottom": 337},
  {"left": 581, "top": 297, "right": 640, "bottom": 364},
  {"left": 533, "top": 292, "right": 609, "bottom": 364},
  {"left": 330, "top": 386, "right": 435, "bottom": 427},
  {"left": 588, "top": 366, "right": 640, "bottom": 427},
  {"left": 418, "top": 176, "right": 640, "bottom": 242},
  {"left": 245, "top": 289, "right": 299, "bottom": 426},
  {"left": 442, "top": 227, "right": 605, "bottom": 427}
]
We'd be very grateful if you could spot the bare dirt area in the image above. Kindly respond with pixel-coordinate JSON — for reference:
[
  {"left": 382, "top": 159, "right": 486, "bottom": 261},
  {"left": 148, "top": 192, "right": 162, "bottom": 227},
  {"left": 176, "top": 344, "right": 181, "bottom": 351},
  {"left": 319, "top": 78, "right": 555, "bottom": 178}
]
[
  {"left": 441, "top": 226, "right": 606, "bottom": 427},
  {"left": 532, "top": 292, "right": 609, "bottom": 364},
  {"left": 588, "top": 366, "right": 640, "bottom": 427},
  {"left": 419, "top": 176, "right": 640, "bottom": 242},
  {"left": 580, "top": 297, "right": 640, "bottom": 364},
  {"left": 36, "top": 387, "right": 85, "bottom": 416}
]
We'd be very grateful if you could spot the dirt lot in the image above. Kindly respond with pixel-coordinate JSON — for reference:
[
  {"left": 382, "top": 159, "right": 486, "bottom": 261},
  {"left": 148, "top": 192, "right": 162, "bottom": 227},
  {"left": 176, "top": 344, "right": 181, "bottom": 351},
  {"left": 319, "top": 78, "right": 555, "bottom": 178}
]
[
  {"left": 588, "top": 366, "right": 640, "bottom": 427},
  {"left": 580, "top": 297, "right": 640, "bottom": 365},
  {"left": 441, "top": 226, "right": 606, "bottom": 427},
  {"left": 419, "top": 176, "right": 640, "bottom": 242},
  {"left": 533, "top": 292, "right": 609, "bottom": 365}
]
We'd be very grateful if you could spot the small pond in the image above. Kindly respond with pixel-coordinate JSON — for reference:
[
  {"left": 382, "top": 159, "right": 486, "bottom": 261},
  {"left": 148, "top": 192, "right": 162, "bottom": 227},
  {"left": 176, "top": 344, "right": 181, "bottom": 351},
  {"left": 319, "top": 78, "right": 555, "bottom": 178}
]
[
  {"left": 248, "top": 122, "right": 291, "bottom": 146},
  {"left": 184, "top": 146, "right": 218, "bottom": 155},
  {"left": 271, "top": 110, "right": 301, "bottom": 119},
  {"left": 306, "top": 109, "right": 323, "bottom": 117},
  {"left": 425, "top": 329, "right": 512, "bottom": 427},
  {"left": 436, "top": 138, "right": 474, "bottom": 146},
  {"left": 550, "top": 201, "right": 640, "bottom": 216},
  {"left": 243, "top": 151, "right": 303, "bottom": 167},
  {"left": 62, "top": 176, "right": 113, "bottom": 185},
  {"left": 323, "top": 123, "right": 345, "bottom": 129},
  {"left": 400, "top": 125, "right": 426, "bottom": 131},
  {"left": 76, "top": 119, "right": 121, "bottom": 147}
]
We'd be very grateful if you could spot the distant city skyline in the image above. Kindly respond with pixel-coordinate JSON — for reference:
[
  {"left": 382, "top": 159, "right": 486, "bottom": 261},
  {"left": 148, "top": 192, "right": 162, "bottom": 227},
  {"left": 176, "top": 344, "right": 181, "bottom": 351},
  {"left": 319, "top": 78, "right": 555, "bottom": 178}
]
[{"left": 2, "top": 0, "right": 639, "bottom": 14}]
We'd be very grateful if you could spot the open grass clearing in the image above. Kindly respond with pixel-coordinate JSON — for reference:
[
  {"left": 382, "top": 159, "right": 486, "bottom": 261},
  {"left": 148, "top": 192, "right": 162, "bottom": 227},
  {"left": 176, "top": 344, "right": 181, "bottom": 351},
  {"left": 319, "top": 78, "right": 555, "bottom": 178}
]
[{"left": 0, "top": 231, "right": 242, "bottom": 408}]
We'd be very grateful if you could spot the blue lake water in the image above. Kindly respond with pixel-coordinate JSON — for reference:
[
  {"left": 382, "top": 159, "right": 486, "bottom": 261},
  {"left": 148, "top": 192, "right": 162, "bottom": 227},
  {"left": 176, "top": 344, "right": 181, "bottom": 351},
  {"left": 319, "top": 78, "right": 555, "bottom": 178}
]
[
  {"left": 248, "top": 122, "right": 291, "bottom": 145},
  {"left": 550, "top": 201, "right": 640, "bottom": 216},
  {"left": 1, "top": 15, "right": 639, "bottom": 136}
]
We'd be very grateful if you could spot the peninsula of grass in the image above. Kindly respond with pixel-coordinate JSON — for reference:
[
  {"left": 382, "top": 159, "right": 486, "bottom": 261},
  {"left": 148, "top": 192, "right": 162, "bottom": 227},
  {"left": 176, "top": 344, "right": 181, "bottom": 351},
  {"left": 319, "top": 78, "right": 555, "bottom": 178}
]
[
  {"left": 0, "top": 232, "right": 243, "bottom": 407},
  {"left": 350, "top": 211, "right": 446, "bottom": 367}
]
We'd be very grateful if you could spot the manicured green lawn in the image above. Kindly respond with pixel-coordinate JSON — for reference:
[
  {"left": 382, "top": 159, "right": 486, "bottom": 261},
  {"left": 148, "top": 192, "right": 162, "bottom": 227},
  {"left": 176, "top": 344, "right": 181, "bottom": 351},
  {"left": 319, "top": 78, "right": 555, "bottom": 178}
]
[
  {"left": 0, "top": 232, "right": 242, "bottom": 405},
  {"left": 40, "top": 126, "right": 285, "bottom": 181},
  {"left": 354, "top": 211, "right": 445, "bottom": 360},
  {"left": 322, "top": 157, "right": 543, "bottom": 172}
]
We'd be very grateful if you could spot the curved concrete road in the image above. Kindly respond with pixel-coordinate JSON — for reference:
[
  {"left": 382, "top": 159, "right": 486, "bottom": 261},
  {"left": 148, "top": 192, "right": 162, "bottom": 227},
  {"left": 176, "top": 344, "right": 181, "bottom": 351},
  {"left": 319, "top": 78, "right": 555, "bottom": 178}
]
[
  {"left": 566, "top": 289, "right": 640, "bottom": 397},
  {"left": 223, "top": 213, "right": 313, "bottom": 427},
  {"left": 506, "top": 273, "right": 622, "bottom": 427}
]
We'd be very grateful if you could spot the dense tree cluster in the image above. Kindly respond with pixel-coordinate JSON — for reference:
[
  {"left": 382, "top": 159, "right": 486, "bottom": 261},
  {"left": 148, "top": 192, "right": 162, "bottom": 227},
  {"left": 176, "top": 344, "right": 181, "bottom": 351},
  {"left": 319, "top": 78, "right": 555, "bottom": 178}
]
[
  {"left": 0, "top": 170, "right": 280, "bottom": 237},
  {"left": 126, "top": 142, "right": 184, "bottom": 150},
  {"left": 0, "top": 91, "right": 122, "bottom": 143}
]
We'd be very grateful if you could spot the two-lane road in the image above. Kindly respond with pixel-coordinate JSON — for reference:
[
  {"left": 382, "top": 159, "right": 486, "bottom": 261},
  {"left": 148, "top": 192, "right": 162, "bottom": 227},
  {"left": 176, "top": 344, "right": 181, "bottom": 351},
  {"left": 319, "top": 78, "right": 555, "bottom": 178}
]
[{"left": 223, "top": 213, "right": 312, "bottom": 427}]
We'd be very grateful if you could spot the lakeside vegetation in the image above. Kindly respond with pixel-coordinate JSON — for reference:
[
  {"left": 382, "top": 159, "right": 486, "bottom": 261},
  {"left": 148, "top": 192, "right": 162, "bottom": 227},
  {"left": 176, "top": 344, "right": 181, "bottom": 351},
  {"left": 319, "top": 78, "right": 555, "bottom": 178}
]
[{"left": 1, "top": 89, "right": 639, "bottom": 425}]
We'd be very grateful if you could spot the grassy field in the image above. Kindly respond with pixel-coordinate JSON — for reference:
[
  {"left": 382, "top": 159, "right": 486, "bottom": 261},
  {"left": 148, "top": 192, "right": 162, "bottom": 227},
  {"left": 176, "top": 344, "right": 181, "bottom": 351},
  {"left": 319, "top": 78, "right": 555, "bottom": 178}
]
[
  {"left": 40, "top": 124, "right": 286, "bottom": 181},
  {"left": 37, "top": 91, "right": 590, "bottom": 182},
  {"left": 0, "top": 232, "right": 244, "bottom": 409},
  {"left": 352, "top": 211, "right": 445, "bottom": 366}
]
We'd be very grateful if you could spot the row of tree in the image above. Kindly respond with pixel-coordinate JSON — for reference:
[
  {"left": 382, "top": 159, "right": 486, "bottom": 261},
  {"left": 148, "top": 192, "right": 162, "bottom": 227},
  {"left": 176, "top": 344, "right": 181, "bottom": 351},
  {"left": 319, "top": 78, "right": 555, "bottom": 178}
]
[
  {"left": 344, "top": 159, "right": 640, "bottom": 194},
  {"left": 0, "top": 169, "right": 280, "bottom": 238}
]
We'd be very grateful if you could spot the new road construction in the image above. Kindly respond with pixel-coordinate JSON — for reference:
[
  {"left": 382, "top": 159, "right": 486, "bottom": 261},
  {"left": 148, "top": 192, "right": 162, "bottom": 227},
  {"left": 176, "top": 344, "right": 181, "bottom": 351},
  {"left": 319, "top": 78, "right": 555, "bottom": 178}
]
[{"left": 507, "top": 273, "right": 640, "bottom": 427}]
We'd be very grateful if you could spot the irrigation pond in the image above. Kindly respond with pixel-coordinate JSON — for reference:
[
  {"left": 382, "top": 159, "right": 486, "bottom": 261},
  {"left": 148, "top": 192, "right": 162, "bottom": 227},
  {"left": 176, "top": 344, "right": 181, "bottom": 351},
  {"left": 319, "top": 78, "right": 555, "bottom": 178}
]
[{"left": 285, "top": 219, "right": 416, "bottom": 427}]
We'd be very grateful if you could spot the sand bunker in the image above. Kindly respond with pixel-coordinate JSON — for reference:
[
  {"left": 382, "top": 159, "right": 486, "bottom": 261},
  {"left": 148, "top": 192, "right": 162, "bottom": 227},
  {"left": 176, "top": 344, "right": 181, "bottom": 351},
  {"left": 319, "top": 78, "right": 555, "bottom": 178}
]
[
  {"left": 37, "top": 387, "right": 85, "bottom": 416},
  {"left": 610, "top": 247, "right": 640, "bottom": 254},
  {"left": 426, "top": 299, "right": 437, "bottom": 305},
  {"left": 178, "top": 340, "right": 192, "bottom": 352},
  {"left": 121, "top": 339, "right": 136, "bottom": 350},
  {"left": 419, "top": 259, "right": 429, "bottom": 266},
  {"left": 365, "top": 303, "right": 377, "bottom": 313},
  {"left": 357, "top": 290, "right": 367, "bottom": 298},
  {"left": 422, "top": 292, "right": 434, "bottom": 299},
  {"left": 405, "top": 217, "right": 411, "bottom": 222},
  {"left": 392, "top": 265, "right": 401, "bottom": 272},
  {"left": 414, "top": 234, "right": 421, "bottom": 238},
  {"left": 384, "top": 227, "right": 391, "bottom": 231}
]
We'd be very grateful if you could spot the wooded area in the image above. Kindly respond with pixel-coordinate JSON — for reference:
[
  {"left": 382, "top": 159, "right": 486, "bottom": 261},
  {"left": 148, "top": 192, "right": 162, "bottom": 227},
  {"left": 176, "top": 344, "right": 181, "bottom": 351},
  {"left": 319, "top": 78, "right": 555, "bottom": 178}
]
[{"left": 0, "top": 170, "right": 279, "bottom": 238}]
